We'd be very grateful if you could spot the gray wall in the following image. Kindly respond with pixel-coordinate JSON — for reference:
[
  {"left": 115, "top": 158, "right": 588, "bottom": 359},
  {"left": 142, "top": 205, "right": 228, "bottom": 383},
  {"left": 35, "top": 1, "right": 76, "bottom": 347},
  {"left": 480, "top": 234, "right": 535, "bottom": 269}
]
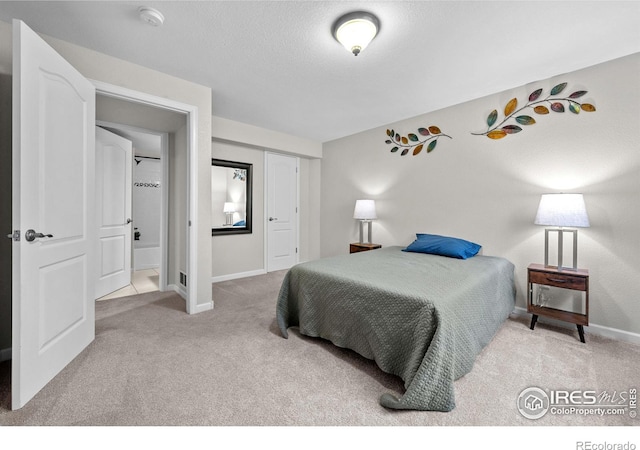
[
  {"left": 0, "top": 73, "right": 11, "bottom": 355},
  {"left": 210, "top": 116, "right": 323, "bottom": 281},
  {"left": 169, "top": 125, "right": 188, "bottom": 288},
  {"left": 321, "top": 53, "right": 640, "bottom": 335},
  {"left": 299, "top": 157, "right": 321, "bottom": 264},
  {"left": 211, "top": 140, "right": 265, "bottom": 278},
  {"left": 211, "top": 140, "right": 322, "bottom": 280}
]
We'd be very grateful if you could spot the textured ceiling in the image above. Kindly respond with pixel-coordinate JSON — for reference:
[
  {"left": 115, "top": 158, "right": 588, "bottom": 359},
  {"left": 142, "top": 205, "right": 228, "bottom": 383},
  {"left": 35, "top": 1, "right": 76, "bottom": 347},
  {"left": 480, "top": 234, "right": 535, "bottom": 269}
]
[{"left": 1, "top": 1, "right": 638, "bottom": 143}]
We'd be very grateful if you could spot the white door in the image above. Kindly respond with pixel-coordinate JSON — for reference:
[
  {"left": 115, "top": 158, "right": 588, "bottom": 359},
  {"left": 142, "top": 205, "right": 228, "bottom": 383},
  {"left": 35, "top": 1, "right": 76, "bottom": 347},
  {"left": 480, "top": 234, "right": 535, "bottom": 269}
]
[
  {"left": 266, "top": 153, "right": 298, "bottom": 271},
  {"left": 95, "top": 127, "right": 132, "bottom": 299},
  {"left": 11, "top": 20, "right": 96, "bottom": 410}
]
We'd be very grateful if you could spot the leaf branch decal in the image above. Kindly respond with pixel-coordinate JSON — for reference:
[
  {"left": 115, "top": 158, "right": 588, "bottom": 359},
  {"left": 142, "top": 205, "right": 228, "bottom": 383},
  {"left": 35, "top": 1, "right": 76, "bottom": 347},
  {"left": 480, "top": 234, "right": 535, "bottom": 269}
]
[
  {"left": 472, "top": 82, "right": 596, "bottom": 139},
  {"left": 385, "top": 126, "right": 452, "bottom": 156}
]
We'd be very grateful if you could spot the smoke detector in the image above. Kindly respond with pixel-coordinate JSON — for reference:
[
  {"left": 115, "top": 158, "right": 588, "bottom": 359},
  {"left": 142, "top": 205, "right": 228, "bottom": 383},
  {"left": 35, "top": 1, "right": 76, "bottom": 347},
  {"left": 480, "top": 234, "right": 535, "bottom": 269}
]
[{"left": 138, "top": 6, "right": 165, "bottom": 27}]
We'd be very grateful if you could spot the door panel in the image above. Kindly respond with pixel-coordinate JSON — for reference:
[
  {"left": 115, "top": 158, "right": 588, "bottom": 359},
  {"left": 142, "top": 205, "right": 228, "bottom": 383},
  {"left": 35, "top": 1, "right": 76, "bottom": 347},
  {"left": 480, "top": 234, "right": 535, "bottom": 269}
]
[
  {"left": 39, "top": 256, "right": 86, "bottom": 349},
  {"left": 41, "top": 72, "right": 86, "bottom": 239},
  {"left": 95, "top": 126, "right": 132, "bottom": 299},
  {"left": 266, "top": 153, "right": 298, "bottom": 272},
  {"left": 12, "top": 20, "right": 96, "bottom": 409},
  {"left": 99, "top": 235, "right": 126, "bottom": 276},
  {"left": 272, "top": 230, "right": 291, "bottom": 258}
]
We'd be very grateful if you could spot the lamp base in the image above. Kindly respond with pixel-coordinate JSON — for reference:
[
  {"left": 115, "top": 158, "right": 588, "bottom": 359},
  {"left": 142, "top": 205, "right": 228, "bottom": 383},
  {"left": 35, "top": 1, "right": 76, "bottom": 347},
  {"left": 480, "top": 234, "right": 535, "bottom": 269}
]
[
  {"left": 544, "top": 228, "right": 579, "bottom": 271},
  {"left": 358, "top": 220, "right": 373, "bottom": 244}
]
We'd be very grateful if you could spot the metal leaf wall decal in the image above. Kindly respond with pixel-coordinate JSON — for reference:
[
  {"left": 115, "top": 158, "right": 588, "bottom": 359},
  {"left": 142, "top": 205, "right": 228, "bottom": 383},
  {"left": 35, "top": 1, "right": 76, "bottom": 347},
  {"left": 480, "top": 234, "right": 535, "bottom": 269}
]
[
  {"left": 385, "top": 126, "right": 452, "bottom": 156},
  {"left": 472, "top": 82, "right": 596, "bottom": 139}
]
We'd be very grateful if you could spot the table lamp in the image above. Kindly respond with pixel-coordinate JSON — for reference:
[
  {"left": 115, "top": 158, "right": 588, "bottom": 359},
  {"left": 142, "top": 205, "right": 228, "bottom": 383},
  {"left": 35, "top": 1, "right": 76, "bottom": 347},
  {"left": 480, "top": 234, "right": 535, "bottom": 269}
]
[
  {"left": 534, "top": 193, "right": 590, "bottom": 270},
  {"left": 223, "top": 202, "right": 236, "bottom": 226},
  {"left": 353, "top": 199, "right": 377, "bottom": 244}
]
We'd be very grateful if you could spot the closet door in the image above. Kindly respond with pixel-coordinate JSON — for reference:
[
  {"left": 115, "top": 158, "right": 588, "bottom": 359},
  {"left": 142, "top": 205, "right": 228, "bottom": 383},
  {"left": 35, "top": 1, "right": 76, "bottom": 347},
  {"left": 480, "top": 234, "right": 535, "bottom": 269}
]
[{"left": 266, "top": 153, "right": 298, "bottom": 271}]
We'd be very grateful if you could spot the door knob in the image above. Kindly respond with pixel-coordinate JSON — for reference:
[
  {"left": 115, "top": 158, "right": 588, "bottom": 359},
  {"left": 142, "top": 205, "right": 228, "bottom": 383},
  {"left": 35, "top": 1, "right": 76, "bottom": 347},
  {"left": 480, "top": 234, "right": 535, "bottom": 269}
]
[
  {"left": 269, "top": 217, "right": 278, "bottom": 222},
  {"left": 25, "top": 229, "right": 53, "bottom": 242},
  {"left": 126, "top": 218, "right": 132, "bottom": 224}
]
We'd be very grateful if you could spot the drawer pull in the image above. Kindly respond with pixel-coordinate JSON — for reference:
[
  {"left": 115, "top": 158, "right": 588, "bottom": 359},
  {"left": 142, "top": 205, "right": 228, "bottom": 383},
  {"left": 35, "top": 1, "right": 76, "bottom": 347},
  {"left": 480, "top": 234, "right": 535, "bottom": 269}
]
[{"left": 547, "top": 278, "right": 568, "bottom": 283}]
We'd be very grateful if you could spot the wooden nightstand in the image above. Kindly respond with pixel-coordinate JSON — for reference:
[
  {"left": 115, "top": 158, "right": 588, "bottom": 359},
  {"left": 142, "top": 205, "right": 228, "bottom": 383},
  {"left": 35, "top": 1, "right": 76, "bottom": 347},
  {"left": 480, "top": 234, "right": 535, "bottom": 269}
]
[
  {"left": 349, "top": 243, "right": 381, "bottom": 254},
  {"left": 527, "top": 263, "right": 589, "bottom": 343}
]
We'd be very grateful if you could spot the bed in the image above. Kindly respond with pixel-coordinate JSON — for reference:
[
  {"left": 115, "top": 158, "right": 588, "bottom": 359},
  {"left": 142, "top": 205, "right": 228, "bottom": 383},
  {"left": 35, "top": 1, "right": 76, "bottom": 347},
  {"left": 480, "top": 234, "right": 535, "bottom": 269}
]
[{"left": 276, "top": 245, "right": 515, "bottom": 411}]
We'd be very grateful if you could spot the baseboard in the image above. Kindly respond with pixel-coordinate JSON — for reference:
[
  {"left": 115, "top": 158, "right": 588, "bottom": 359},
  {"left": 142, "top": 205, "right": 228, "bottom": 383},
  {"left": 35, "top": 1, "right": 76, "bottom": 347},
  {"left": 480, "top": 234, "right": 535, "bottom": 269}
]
[
  {"left": 192, "top": 300, "right": 214, "bottom": 314},
  {"left": 166, "top": 284, "right": 213, "bottom": 314},
  {"left": 512, "top": 306, "right": 640, "bottom": 345},
  {"left": 0, "top": 347, "right": 11, "bottom": 362},
  {"left": 168, "top": 283, "right": 187, "bottom": 300},
  {"left": 211, "top": 269, "right": 266, "bottom": 284}
]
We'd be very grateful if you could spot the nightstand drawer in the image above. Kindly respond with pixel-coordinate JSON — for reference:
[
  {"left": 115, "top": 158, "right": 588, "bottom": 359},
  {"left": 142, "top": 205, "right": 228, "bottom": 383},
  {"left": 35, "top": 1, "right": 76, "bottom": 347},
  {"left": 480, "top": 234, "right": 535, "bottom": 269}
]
[{"left": 529, "top": 270, "right": 587, "bottom": 291}]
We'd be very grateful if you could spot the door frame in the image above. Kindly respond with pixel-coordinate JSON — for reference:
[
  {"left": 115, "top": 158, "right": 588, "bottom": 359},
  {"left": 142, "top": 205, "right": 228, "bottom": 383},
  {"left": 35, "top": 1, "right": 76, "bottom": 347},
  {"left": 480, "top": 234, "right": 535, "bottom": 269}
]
[
  {"left": 263, "top": 151, "right": 300, "bottom": 272},
  {"left": 92, "top": 80, "right": 199, "bottom": 313},
  {"left": 96, "top": 120, "right": 169, "bottom": 293}
]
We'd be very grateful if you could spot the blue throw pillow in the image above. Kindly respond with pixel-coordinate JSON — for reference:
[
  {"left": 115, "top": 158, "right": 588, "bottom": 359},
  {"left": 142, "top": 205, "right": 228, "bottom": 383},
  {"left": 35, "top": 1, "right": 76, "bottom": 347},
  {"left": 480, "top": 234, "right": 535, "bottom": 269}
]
[{"left": 403, "top": 233, "right": 481, "bottom": 259}]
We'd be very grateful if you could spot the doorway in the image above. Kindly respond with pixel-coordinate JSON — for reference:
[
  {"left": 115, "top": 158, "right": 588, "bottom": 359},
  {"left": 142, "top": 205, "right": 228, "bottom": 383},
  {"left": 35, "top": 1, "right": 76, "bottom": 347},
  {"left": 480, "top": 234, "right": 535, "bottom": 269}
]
[{"left": 93, "top": 88, "right": 191, "bottom": 301}]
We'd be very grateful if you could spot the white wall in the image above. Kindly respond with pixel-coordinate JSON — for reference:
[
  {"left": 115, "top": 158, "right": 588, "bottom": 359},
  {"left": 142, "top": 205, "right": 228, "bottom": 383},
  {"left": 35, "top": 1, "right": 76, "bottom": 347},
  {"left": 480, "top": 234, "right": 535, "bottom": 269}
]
[
  {"left": 133, "top": 158, "right": 162, "bottom": 249},
  {"left": 321, "top": 53, "right": 640, "bottom": 336},
  {"left": 0, "top": 19, "right": 213, "bottom": 311}
]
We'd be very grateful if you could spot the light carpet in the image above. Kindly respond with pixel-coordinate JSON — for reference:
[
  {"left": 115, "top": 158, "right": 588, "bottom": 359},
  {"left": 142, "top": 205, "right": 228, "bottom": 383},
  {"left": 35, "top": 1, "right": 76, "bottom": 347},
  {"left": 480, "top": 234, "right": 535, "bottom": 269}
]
[{"left": 1, "top": 270, "right": 638, "bottom": 426}]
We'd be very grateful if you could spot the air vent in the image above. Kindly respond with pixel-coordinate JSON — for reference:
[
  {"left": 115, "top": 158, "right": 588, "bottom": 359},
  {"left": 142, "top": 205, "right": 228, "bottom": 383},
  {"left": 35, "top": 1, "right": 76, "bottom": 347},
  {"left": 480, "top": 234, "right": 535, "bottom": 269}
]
[{"left": 179, "top": 271, "right": 187, "bottom": 287}]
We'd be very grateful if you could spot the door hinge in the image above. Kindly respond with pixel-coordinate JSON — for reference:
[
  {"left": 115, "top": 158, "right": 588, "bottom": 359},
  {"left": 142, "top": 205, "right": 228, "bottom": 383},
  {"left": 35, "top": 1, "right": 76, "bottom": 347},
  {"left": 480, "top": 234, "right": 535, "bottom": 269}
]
[
  {"left": 6, "top": 230, "right": 20, "bottom": 241},
  {"left": 296, "top": 247, "right": 298, "bottom": 254}
]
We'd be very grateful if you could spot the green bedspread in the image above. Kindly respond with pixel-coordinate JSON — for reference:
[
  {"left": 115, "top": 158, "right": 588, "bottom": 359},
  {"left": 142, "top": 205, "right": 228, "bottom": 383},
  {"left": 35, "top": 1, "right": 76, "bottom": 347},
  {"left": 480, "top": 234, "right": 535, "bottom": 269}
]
[{"left": 276, "top": 246, "right": 515, "bottom": 411}]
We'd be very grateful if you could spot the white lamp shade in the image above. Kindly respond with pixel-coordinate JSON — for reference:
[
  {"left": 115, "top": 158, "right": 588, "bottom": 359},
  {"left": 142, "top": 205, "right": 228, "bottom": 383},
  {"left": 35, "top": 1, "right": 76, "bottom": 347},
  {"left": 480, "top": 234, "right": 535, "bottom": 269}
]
[
  {"left": 534, "top": 193, "right": 590, "bottom": 228},
  {"left": 353, "top": 199, "right": 377, "bottom": 220},
  {"left": 223, "top": 202, "right": 236, "bottom": 213},
  {"left": 333, "top": 12, "right": 379, "bottom": 56}
]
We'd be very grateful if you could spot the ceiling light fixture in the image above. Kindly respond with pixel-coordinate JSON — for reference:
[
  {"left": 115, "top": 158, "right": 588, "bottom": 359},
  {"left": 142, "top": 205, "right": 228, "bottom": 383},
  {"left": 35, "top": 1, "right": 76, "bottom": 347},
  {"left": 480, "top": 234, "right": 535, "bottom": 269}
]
[
  {"left": 332, "top": 11, "right": 380, "bottom": 56},
  {"left": 138, "top": 6, "right": 165, "bottom": 27}
]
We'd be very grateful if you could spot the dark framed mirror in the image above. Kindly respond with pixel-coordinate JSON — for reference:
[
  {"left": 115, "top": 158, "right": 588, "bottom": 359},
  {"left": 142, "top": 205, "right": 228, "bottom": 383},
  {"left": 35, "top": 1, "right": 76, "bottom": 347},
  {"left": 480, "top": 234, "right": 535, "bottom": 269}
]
[{"left": 211, "top": 158, "right": 252, "bottom": 235}]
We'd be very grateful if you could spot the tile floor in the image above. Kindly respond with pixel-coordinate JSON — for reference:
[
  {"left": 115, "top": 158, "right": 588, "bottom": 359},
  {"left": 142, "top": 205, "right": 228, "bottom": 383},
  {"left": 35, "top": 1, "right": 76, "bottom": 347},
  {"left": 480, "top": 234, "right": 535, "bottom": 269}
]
[{"left": 97, "top": 268, "right": 160, "bottom": 301}]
